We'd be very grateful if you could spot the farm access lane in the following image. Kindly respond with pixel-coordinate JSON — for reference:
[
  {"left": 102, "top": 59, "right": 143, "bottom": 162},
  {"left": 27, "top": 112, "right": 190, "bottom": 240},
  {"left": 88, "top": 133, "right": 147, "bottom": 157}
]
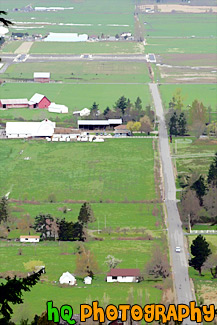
[{"left": 149, "top": 83, "right": 197, "bottom": 324}]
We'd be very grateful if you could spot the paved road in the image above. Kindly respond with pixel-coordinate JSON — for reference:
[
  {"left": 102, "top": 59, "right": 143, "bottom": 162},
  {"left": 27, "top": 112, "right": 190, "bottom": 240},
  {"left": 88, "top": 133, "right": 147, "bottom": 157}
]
[{"left": 149, "top": 83, "right": 196, "bottom": 324}]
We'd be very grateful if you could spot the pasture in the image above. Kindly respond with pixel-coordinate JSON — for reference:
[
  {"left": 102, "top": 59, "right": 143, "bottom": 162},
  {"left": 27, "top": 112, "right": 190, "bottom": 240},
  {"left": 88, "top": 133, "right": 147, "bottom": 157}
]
[
  {"left": 0, "top": 139, "right": 157, "bottom": 202},
  {"left": 1, "top": 61, "right": 150, "bottom": 83},
  {"left": 29, "top": 42, "right": 144, "bottom": 55},
  {"left": 0, "top": 240, "right": 163, "bottom": 323}
]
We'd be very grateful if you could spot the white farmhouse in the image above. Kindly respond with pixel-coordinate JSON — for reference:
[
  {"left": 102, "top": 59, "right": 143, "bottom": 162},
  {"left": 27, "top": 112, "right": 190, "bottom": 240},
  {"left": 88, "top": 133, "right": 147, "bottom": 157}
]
[
  {"left": 6, "top": 119, "right": 56, "bottom": 138},
  {"left": 84, "top": 276, "right": 92, "bottom": 285},
  {"left": 59, "top": 272, "right": 76, "bottom": 286},
  {"left": 106, "top": 269, "right": 141, "bottom": 283},
  {"left": 20, "top": 235, "right": 40, "bottom": 243}
]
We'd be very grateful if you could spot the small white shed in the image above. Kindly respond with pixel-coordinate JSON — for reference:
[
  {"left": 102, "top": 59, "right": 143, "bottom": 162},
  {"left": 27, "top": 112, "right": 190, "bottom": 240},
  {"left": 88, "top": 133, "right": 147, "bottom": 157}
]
[
  {"left": 84, "top": 276, "right": 92, "bottom": 285},
  {"left": 59, "top": 272, "right": 76, "bottom": 286},
  {"left": 20, "top": 235, "right": 40, "bottom": 243},
  {"left": 48, "top": 103, "right": 68, "bottom": 114}
]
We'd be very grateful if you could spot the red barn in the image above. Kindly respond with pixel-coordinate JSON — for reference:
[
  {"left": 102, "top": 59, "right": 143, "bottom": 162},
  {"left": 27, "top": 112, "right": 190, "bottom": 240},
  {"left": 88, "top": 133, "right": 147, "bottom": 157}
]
[
  {"left": 29, "top": 93, "right": 51, "bottom": 109},
  {"left": 0, "top": 98, "right": 29, "bottom": 109},
  {"left": 34, "top": 72, "right": 50, "bottom": 83}
]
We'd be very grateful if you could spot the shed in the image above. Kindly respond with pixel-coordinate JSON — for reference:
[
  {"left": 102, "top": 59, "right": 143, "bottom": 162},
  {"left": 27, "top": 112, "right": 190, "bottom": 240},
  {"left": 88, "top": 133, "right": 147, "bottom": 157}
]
[
  {"left": 29, "top": 93, "right": 51, "bottom": 109},
  {"left": 6, "top": 119, "right": 56, "bottom": 138},
  {"left": 59, "top": 272, "right": 76, "bottom": 286},
  {"left": 84, "top": 276, "right": 92, "bottom": 285},
  {"left": 114, "top": 125, "right": 131, "bottom": 136},
  {"left": 106, "top": 269, "right": 141, "bottom": 283},
  {"left": 73, "top": 108, "right": 90, "bottom": 117},
  {"left": 48, "top": 102, "right": 68, "bottom": 114},
  {"left": 0, "top": 98, "right": 29, "bottom": 109},
  {"left": 34, "top": 72, "right": 50, "bottom": 83},
  {"left": 20, "top": 235, "right": 40, "bottom": 243},
  {"left": 78, "top": 119, "right": 122, "bottom": 131}
]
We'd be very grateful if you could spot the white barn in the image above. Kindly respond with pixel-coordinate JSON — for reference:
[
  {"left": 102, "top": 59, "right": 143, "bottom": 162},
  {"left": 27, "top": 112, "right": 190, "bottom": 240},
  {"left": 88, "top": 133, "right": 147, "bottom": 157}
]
[
  {"left": 6, "top": 119, "right": 56, "bottom": 138},
  {"left": 48, "top": 103, "right": 68, "bottom": 114},
  {"left": 106, "top": 269, "right": 141, "bottom": 283},
  {"left": 84, "top": 276, "right": 92, "bottom": 285},
  {"left": 59, "top": 272, "right": 76, "bottom": 286},
  {"left": 45, "top": 33, "right": 88, "bottom": 42},
  {"left": 20, "top": 235, "right": 40, "bottom": 243}
]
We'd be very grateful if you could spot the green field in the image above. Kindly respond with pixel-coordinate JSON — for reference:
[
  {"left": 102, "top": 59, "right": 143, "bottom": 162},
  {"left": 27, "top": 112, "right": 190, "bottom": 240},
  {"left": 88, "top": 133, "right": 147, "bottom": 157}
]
[
  {"left": 0, "top": 83, "right": 151, "bottom": 122},
  {"left": 0, "top": 139, "right": 156, "bottom": 202},
  {"left": 0, "top": 240, "right": 163, "bottom": 323},
  {"left": 140, "top": 14, "right": 216, "bottom": 37},
  {"left": 159, "top": 84, "right": 217, "bottom": 111},
  {"left": 1, "top": 41, "right": 22, "bottom": 53},
  {"left": 29, "top": 42, "right": 144, "bottom": 55},
  {"left": 145, "top": 38, "right": 217, "bottom": 54},
  {"left": 1, "top": 61, "right": 150, "bottom": 83}
]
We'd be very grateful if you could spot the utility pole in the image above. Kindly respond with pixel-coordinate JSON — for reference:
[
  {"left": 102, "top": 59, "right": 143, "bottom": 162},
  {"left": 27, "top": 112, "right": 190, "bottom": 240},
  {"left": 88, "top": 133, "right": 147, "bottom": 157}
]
[
  {"left": 105, "top": 216, "right": 107, "bottom": 229},
  {"left": 98, "top": 218, "right": 100, "bottom": 234}
]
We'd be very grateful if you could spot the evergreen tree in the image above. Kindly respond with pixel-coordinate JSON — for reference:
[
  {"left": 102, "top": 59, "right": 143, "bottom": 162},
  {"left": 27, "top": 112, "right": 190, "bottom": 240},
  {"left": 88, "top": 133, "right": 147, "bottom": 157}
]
[
  {"left": 34, "top": 214, "right": 54, "bottom": 240},
  {"left": 58, "top": 219, "right": 85, "bottom": 241},
  {"left": 103, "top": 106, "right": 110, "bottom": 117},
  {"left": 189, "top": 235, "right": 211, "bottom": 276},
  {"left": 0, "top": 196, "right": 9, "bottom": 224},
  {"left": 78, "top": 202, "right": 95, "bottom": 225},
  {"left": 177, "top": 112, "right": 187, "bottom": 136},
  {"left": 114, "top": 96, "right": 127, "bottom": 115},
  {"left": 207, "top": 152, "right": 217, "bottom": 186},
  {"left": 168, "top": 112, "right": 178, "bottom": 136},
  {"left": 190, "top": 175, "right": 207, "bottom": 205},
  {"left": 90, "top": 102, "right": 99, "bottom": 118},
  {"left": 135, "top": 97, "right": 142, "bottom": 111}
]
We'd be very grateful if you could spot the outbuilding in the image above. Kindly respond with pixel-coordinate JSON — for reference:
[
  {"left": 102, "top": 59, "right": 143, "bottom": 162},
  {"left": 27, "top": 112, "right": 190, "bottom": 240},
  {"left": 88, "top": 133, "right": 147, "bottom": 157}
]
[
  {"left": 73, "top": 108, "right": 90, "bottom": 117},
  {"left": 20, "top": 235, "right": 40, "bottom": 243},
  {"left": 34, "top": 72, "right": 50, "bottom": 83},
  {"left": 0, "top": 98, "right": 29, "bottom": 109},
  {"left": 114, "top": 125, "right": 131, "bottom": 136},
  {"left": 48, "top": 102, "right": 68, "bottom": 114},
  {"left": 6, "top": 119, "right": 56, "bottom": 138},
  {"left": 84, "top": 276, "right": 92, "bottom": 285},
  {"left": 29, "top": 93, "right": 51, "bottom": 109},
  {"left": 106, "top": 269, "right": 141, "bottom": 283},
  {"left": 78, "top": 119, "right": 122, "bottom": 131},
  {"left": 59, "top": 272, "right": 76, "bottom": 286}
]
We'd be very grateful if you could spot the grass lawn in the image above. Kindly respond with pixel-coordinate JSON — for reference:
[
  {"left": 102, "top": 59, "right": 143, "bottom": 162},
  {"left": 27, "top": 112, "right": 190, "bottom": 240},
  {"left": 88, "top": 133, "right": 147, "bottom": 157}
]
[
  {"left": 0, "top": 139, "right": 156, "bottom": 202},
  {"left": 159, "top": 84, "right": 217, "bottom": 111},
  {"left": 145, "top": 38, "right": 217, "bottom": 54},
  {"left": 2, "top": 61, "right": 150, "bottom": 83},
  {"left": 1, "top": 41, "right": 23, "bottom": 53},
  {"left": 0, "top": 240, "right": 163, "bottom": 323},
  {"left": 29, "top": 42, "right": 144, "bottom": 55},
  {"left": 140, "top": 14, "right": 216, "bottom": 37},
  {"left": 0, "top": 83, "right": 151, "bottom": 122}
]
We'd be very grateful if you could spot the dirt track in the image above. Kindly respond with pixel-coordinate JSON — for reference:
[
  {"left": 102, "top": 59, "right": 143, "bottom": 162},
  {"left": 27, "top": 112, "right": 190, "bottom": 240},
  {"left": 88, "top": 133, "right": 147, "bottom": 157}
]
[{"left": 14, "top": 42, "right": 33, "bottom": 54}]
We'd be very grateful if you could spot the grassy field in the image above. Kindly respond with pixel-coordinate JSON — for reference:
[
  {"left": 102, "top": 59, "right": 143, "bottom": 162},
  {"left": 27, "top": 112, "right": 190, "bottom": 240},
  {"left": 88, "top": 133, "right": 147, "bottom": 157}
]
[
  {"left": 145, "top": 38, "right": 217, "bottom": 54},
  {"left": 1, "top": 61, "right": 150, "bottom": 83},
  {"left": 140, "top": 14, "right": 216, "bottom": 37},
  {"left": 29, "top": 42, "right": 144, "bottom": 55},
  {"left": 0, "top": 240, "right": 163, "bottom": 323},
  {"left": 0, "top": 139, "right": 156, "bottom": 202},
  {"left": 1, "top": 41, "right": 23, "bottom": 53},
  {"left": 159, "top": 84, "right": 217, "bottom": 111},
  {"left": 0, "top": 83, "right": 151, "bottom": 122}
]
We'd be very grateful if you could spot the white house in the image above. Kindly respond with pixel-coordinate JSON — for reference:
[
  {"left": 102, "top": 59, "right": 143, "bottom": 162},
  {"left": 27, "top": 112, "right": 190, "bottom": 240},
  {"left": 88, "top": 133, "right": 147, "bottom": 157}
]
[
  {"left": 84, "top": 276, "right": 92, "bottom": 285},
  {"left": 73, "top": 108, "right": 90, "bottom": 117},
  {"left": 6, "top": 119, "right": 56, "bottom": 138},
  {"left": 106, "top": 269, "right": 141, "bottom": 283},
  {"left": 48, "top": 103, "right": 68, "bottom": 114},
  {"left": 59, "top": 272, "right": 76, "bottom": 286},
  {"left": 20, "top": 235, "right": 40, "bottom": 243}
]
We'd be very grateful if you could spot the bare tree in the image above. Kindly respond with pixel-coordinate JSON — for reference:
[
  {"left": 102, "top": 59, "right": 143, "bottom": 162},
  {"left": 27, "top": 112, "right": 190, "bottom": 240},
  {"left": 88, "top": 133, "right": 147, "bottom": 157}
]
[
  {"left": 203, "top": 254, "right": 217, "bottom": 278},
  {"left": 180, "top": 190, "right": 201, "bottom": 227},
  {"left": 145, "top": 245, "right": 170, "bottom": 279},
  {"left": 203, "top": 185, "right": 217, "bottom": 224},
  {"left": 104, "top": 255, "right": 122, "bottom": 269}
]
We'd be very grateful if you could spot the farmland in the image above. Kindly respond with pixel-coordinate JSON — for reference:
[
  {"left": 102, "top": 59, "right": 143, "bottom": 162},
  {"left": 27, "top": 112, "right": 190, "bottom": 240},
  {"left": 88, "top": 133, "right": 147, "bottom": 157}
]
[{"left": 1, "top": 61, "right": 150, "bottom": 83}]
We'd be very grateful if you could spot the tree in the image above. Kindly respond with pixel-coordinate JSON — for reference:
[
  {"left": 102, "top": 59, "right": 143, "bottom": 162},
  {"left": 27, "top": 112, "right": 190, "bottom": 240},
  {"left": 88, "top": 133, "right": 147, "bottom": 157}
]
[
  {"left": 135, "top": 97, "right": 142, "bottom": 111},
  {"left": 0, "top": 11, "right": 13, "bottom": 27},
  {"left": 203, "top": 185, "right": 217, "bottom": 224},
  {"left": 34, "top": 214, "right": 54, "bottom": 240},
  {"left": 103, "top": 106, "right": 110, "bottom": 117},
  {"left": 0, "top": 271, "right": 42, "bottom": 322},
  {"left": 0, "top": 196, "right": 9, "bottom": 224},
  {"left": 203, "top": 254, "right": 217, "bottom": 279},
  {"left": 17, "top": 214, "right": 32, "bottom": 232},
  {"left": 190, "top": 175, "right": 206, "bottom": 205},
  {"left": 189, "top": 235, "right": 211, "bottom": 276},
  {"left": 114, "top": 96, "right": 127, "bottom": 115},
  {"left": 169, "top": 89, "right": 184, "bottom": 111},
  {"left": 78, "top": 202, "right": 95, "bottom": 225},
  {"left": 104, "top": 255, "right": 122, "bottom": 269},
  {"left": 189, "top": 100, "right": 207, "bottom": 126},
  {"left": 75, "top": 246, "right": 100, "bottom": 277},
  {"left": 145, "top": 245, "right": 170, "bottom": 279},
  {"left": 127, "top": 121, "right": 135, "bottom": 133},
  {"left": 90, "top": 102, "right": 99, "bottom": 119},
  {"left": 58, "top": 219, "right": 85, "bottom": 241},
  {"left": 126, "top": 121, "right": 141, "bottom": 134},
  {"left": 180, "top": 190, "right": 201, "bottom": 228},
  {"left": 23, "top": 260, "right": 44, "bottom": 273},
  {"left": 145, "top": 105, "right": 155, "bottom": 124},
  {"left": 190, "top": 120, "right": 206, "bottom": 138},
  {"left": 140, "top": 115, "right": 152, "bottom": 134},
  {"left": 133, "top": 121, "right": 141, "bottom": 132},
  {"left": 168, "top": 111, "right": 178, "bottom": 136},
  {"left": 207, "top": 152, "right": 217, "bottom": 186},
  {"left": 177, "top": 112, "right": 187, "bottom": 136}
]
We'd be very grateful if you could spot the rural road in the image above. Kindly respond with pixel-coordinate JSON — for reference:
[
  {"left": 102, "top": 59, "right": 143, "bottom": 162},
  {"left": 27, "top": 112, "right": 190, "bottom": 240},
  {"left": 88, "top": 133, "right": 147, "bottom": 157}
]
[{"left": 149, "top": 83, "right": 196, "bottom": 324}]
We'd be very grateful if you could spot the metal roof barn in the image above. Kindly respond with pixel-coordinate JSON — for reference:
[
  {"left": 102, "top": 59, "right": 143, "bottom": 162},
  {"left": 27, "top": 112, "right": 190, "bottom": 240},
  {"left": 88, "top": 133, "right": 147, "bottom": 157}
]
[{"left": 45, "top": 32, "right": 88, "bottom": 42}]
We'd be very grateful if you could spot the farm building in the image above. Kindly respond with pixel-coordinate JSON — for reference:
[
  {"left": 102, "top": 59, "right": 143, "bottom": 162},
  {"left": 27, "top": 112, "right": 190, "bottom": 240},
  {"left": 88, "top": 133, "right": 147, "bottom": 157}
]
[
  {"left": 20, "top": 235, "right": 40, "bottom": 243},
  {"left": 106, "top": 269, "right": 141, "bottom": 283},
  {"left": 6, "top": 119, "right": 56, "bottom": 138},
  {"left": 78, "top": 119, "right": 122, "bottom": 130},
  {"left": 45, "top": 32, "right": 88, "bottom": 42},
  {"left": 48, "top": 102, "right": 68, "bottom": 114},
  {"left": 29, "top": 93, "right": 51, "bottom": 109},
  {"left": 84, "top": 276, "right": 92, "bottom": 285},
  {"left": 0, "top": 98, "right": 29, "bottom": 109},
  {"left": 114, "top": 125, "right": 131, "bottom": 136},
  {"left": 34, "top": 72, "right": 50, "bottom": 83},
  {"left": 73, "top": 108, "right": 90, "bottom": 117},
  {"left": 59, "top": 272, "right": 76, "bottom": 286}
]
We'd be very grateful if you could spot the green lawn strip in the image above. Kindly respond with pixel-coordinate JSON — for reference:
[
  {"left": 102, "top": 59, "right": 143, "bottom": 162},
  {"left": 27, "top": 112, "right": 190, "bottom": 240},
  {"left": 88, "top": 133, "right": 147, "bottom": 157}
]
[
  {"left": 1, "top": 41, "right": 23, "bottom": 53},
  {"left": 30, "top": 42, "right": 144, "bottom": 55},
  {"left": 0, "top": 83, "right": 151, "bottom": 121},
  {"left": 0, "top": 139, "right": 156, "bottom": 202},
  {"left": 159, "top": 84, "right": 217, "bottom": 112},
  {"left": 1, "top": 61, "right": 150, "bottom": 83}
]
